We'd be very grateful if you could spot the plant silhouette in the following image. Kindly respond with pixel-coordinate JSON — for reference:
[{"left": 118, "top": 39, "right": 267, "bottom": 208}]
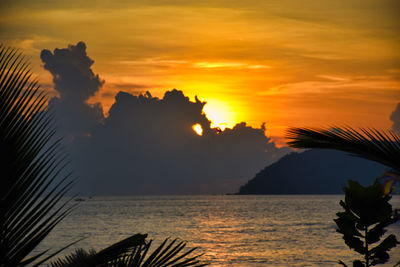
[
  {"left": 0, "top": 44, "right": 78, "bottom": 266},
  {"left": 287, "top": 126, "right": 400, "bottom": 265},
  {"left": 286, "top": 127, "right": 400, "bottom": 172},
  {"left": 51, "top": 238, "right": 207, "bottom": 267},
  {"left": 335, "top": 180, "right": 399, "bottom": 266}
]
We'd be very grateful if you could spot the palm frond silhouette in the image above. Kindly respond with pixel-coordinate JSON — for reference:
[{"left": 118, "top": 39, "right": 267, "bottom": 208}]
[
  {"left": 0, "top": 45, "right": 76, "bottom": 266},
  {"left": 286, "top": 126, "right": 400, "bottom": 172},
  {"left": 51, "top": 238, "right": 207, "bottom": 267}
]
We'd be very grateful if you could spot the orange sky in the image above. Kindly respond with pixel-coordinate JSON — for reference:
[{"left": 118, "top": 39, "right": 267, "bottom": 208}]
[{"left": 1, "top": 0, "right": 399, "bottom": 146}]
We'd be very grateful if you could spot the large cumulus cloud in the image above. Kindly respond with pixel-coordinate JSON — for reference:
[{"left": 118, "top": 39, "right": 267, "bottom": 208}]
[
  {"left": 41, "top": 42, "right": 290, "bottom": 195},
  {"left": 41, "top": 41, "right": 104, "bottom": 139}
]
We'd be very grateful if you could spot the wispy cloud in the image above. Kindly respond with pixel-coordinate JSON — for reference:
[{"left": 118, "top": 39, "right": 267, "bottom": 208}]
[
  {"left": 194, "top": 61, "right": 270, "bottom": 69},
  {"left": 317, "top": 75, "right": 350, "bottom": 82},
  {"left": 119, "top": 58, "right": 188, "bottom": 66},
  {"left": 6, "top": 35, "right": 60, "bottom": 56},
  {"left": 259, "top": 75, "right": 400, "bottom": 97}
]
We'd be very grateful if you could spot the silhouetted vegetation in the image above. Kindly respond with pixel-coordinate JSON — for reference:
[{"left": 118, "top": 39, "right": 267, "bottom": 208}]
[
  {"left": 287, "top": 126, "right": 400, "bottom": 265},
  {"left": 0, "top": 44, "right": 78, "bottom": 266},
  {"left": 51, "top": 237, "right": 206, "bottom": 267},
  {"left": 335, "top": 180, "right": 399, "bottom": 266},
  {"left": 286, "top": 127, "right": 400, "bottom": 172}
]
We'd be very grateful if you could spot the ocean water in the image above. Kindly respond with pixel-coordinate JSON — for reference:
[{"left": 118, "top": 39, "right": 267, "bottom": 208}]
[{"left": 36, "top": 195, "right": 400, "bottom": 266}]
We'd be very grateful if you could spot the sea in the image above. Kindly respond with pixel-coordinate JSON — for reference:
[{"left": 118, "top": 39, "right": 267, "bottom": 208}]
[{"left": 35, "top": 195, "right": 400, "bottom": 266}]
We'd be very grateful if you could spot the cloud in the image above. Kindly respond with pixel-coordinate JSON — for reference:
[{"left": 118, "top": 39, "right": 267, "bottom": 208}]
[
  {"left": 41, "top": 41, "right": 103, "bottom": 102},
  {"left": 41, "top": 42, "right": 290, "bottom": 195},
  {"left": 110, "top": 82, "right": 157, "bottom": 91},
  {"left": 258, "top": 76, "right": 400, "bottom": 100},
  {"left": 390, "top": 102, "right": 400, "bottom": 132},
  {"left": 41, "top": 41, "right": 104, "bottom": 139},
  {"left": 193, "top": 61, "right": 270, "bottom": 69},
  {"left": 119, "top": 59, "right": 188, "bottom": 67},
  {"left": 78, "top": 89, "right": 289, "bottom": 195}
]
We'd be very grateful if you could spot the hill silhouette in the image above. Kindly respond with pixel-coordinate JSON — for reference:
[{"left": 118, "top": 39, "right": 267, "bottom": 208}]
[{"left": 236, "top": 149, "right": 386, "bottom": 194}]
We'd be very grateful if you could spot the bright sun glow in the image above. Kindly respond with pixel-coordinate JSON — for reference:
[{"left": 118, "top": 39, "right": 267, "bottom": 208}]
[
  {"left": 202, "top": 99, "right": 237, "bottom": 130},
  {"left": 192, "top": 123, "right": 203, "bottom": 136}
]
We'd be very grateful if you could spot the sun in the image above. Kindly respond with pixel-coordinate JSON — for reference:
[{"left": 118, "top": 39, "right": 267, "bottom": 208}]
[
  {"left": 202, "top": 99, "right": 237, "bottom": 130},
  {"left": 192, "top": 123, "right": 203, "bottom": 136}
]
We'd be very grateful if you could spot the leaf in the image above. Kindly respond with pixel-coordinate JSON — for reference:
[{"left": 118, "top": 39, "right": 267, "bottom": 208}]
[
  {"left": 50, "top": 248, "right": 97, "bottom": 267},
  {"left": 369, "top": 234, "right": 399, "bottom": 264},
  {"left": 131, "top": 238, "right": 207, "bottom": 266},
  {"left": 342, "top": 235, "right": 365, "bottom": 255},
  {"left": 352, "top": 260, "right": 365, "bottom": 267},
  {"left": 369, "top": 251, "right": 389, "bottom": 266},
  {"left": 334, "top": 215, "right": 363, "bottom": 238},
  {"left": 367, "top": 214, "right": 399, "bottom": 245},
  {"left": 343, "top": 180, "right": 393, "bottom": 228},
  {"left": 51, "top": 237, "right": 208, "bottom": 267},
  {"left": 286, "top": 127, "right": 400, "bottom": 172},
  {"left": 72, "top": 233, "right": 147, "bottom": 267},
  {"left": 0, "top": 44, "right": 75, "bottom": 265}
]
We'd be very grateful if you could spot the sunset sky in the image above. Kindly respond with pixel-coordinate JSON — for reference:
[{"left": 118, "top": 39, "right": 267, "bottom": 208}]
[{"left": 1, "top": 0, "right": 399, "bottom": 145}]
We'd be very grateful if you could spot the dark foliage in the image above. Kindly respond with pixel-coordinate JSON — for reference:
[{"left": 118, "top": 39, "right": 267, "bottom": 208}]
[
  {"left": 287, "top": 126, "right": 400, "bottom": 266},
  {"left": 335, "top": 180, "right": 399, "bottom": 266},
  {"left": 0, "top": 45, "right": 77, "bottom": 266},
  {"left": 51, "top": 238, "right": 207, "bottom": 267},
  {"left": 286, "top": 127, "right": 400, "bottom": 172}
]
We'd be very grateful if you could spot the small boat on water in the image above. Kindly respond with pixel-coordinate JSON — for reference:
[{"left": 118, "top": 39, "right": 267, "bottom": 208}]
[{"left": 74, "top": 198, "right": 86, "bottom": 202}]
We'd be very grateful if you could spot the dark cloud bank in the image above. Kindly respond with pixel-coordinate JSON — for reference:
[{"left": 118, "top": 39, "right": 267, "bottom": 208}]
[
  {"left": 41, "top": 42, "right": 400, "bottom": 195},
  {"left": 41, "top": 42, "right": 290, "bottom": 195}
]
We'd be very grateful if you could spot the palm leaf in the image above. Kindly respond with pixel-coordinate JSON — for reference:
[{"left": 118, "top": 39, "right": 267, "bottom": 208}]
[
  {"left": 117, "top": 238, "right": 207, "bottom": 267},
  {"left": 0, "top": 44, "right": 75, "bottom": 266},
  {"left": 52, "top": 237, "right": 208, "bottom": 267},
  {"left": 50, "top": 234, "right": 148, "bottom": 267},
  {"left": 286, "top": 127, "right": 400, "bottom": 172}
]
